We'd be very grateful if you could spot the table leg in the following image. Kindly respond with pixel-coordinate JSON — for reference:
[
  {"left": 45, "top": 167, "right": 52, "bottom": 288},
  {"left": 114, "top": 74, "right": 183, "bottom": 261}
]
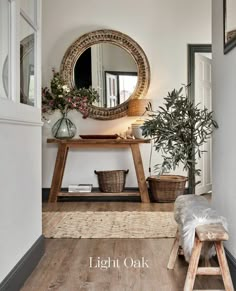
[
  {"left": 130, "top": 144, "right": 150, "bottom": 203},
  {"left": 48, "top": 144, "right": 69, "bottom": 202}
]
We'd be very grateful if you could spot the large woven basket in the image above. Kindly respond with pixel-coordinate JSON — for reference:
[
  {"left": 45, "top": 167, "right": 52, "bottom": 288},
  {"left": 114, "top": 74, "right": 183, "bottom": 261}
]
[
  {"left": 147, "top": 175, "right": 187, "bottom": 202},
  {"left": 95, "top": 170, "right": 129, "bottom": 193}
]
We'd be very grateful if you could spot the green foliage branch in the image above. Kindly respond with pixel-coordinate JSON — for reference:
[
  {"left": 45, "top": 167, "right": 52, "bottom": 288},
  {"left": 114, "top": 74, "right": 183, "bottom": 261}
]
[
  {"left": 42, "top": 69, "right": 99, "bottom": 118},
  {"left": 141, "top": 86, "right": 218, "bottom": 193}
]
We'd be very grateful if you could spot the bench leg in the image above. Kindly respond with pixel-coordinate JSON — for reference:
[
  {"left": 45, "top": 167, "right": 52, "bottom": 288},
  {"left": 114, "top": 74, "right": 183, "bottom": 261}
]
[
  {"left": 167, "top": 229, "right": 180, "bottom": 270},
  {"left": 184, "top": 237, "right": 202, "bottom": 291},
  {"left": 215, "top": 241, "right": 234, "bottom": 291}
]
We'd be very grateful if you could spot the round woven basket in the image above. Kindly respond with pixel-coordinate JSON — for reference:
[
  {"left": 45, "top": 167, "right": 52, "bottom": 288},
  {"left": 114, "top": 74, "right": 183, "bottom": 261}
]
[
  {"left": 147, "top": 175, "right": 187, "bottom": 202},
  {"left": 95, "top": 170, "right": 129, "bottom": 193}
]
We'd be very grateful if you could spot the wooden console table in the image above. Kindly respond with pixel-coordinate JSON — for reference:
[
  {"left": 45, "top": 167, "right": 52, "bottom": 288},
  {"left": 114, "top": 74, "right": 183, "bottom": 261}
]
[{"left": 47, "top": 138, "right": 150, "bottom": 203}]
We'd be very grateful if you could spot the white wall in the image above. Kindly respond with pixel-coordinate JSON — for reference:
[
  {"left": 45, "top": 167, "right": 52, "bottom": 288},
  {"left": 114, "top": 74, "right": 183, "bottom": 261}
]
[
  {"left": 42, "top": 0, "right": 211, "bottom": 188},
  {"left": 226, "top": 0, "right": 236, "bottom": 32},
  {"left": 0, "top": 0, "right": 42, "bottom": 282},
  {"left": 0, "top": 106, "right": 42, "bottom": 281},
  {"left": 212, "top": 0, "right": 236, "bottom": 257},
  {"left": 102, "top": 44, "right": 137, "bottom": 72}
]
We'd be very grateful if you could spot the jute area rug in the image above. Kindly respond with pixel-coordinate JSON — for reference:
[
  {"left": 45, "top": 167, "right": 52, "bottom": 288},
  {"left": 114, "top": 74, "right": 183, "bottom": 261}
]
[{"left": 43, "top": 211, "right": 177, "bottom": 239}]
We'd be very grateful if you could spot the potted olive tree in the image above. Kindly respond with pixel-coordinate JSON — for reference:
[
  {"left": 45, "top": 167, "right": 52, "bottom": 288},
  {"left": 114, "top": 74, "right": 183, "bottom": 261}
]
[{"left": 141, "top": 86, "right": 218, "bottom": 201}]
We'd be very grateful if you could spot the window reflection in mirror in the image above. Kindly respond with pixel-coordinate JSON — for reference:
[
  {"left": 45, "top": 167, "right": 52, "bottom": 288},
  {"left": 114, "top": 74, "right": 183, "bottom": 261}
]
[
  {"left": 74, "top": 43, "right": 138, "bottom": 108},
  {"left": 105, "top": 71, "right": 137, "bottom": 108}
]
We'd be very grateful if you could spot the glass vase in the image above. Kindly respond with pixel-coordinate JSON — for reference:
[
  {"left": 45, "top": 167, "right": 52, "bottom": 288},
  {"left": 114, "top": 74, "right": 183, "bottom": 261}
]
[{"left": 52, "top": 112, "right": 76, "bottom": 139}]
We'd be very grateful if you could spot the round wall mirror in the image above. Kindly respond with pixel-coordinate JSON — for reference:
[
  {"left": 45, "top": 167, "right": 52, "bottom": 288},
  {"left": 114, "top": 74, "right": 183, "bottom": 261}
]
[{"left": 60, "top": 29, "right": 150, "bottom": 120}]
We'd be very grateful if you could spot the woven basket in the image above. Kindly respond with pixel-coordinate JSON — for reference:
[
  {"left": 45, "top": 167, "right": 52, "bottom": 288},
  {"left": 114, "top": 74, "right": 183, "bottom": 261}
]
[
  {"left": 147, "top": 175, "right": 187, "bottom": 202},
  {"left": 94, "top": 170, "right": 129, "bottom": 193}
]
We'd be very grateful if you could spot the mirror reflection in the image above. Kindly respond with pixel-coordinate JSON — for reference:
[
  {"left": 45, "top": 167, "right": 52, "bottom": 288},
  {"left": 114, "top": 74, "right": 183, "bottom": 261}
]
[
  {"left": 224, "top": 0, "right": 236, "bottom": 53},
  {"left": 20, "top": 17, "right": 35, "bottom": 106},
  {"left": 0, "top": 0, "right": 9, "bottom": 99},
  {"left": 2, "top": 33, "right": 35, "bottom": 105},
  {"left": 74, "top": 43, "right": 138, "bottom": 108}
]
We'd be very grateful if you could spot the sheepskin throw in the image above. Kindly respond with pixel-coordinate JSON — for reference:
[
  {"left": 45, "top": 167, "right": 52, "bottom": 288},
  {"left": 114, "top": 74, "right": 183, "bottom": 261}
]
[{"left": 174, "top": 194, "right": 228, "bottom": 262}]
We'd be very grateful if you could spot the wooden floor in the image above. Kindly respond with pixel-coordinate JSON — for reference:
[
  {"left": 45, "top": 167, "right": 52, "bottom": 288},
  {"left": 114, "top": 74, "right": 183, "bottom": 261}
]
[
  {"left": 21, "top": 200, "right": 224, "bottom": 291},
  {"left": 42, "top": 201, "right": 174, "bottom": 212}
]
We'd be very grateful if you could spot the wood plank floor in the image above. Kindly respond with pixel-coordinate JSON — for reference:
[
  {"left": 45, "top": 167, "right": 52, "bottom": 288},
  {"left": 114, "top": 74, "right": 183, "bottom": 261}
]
[
  {"left": 42, "top": 201, "right": 174, "bottom": 212},
  {"left": 21, "top": 200, "right": 224, "bottom": 291}
]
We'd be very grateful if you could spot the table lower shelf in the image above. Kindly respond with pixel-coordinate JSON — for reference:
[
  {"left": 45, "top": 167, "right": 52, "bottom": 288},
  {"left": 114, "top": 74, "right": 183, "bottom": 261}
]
[{"left": 58, "top": 191, "right": 141, "bottom": 197}]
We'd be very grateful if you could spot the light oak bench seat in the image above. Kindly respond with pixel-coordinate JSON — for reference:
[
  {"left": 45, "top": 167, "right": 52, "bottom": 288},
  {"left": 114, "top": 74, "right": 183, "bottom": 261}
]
[{"left": 168, "top": 195, "right": 234, "bottom": 291}]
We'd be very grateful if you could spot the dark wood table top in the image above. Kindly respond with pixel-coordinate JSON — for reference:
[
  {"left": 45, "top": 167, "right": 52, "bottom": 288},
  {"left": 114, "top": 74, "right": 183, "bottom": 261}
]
[{"left": 47, "top": 138, "right": 151, "bottom": 144}]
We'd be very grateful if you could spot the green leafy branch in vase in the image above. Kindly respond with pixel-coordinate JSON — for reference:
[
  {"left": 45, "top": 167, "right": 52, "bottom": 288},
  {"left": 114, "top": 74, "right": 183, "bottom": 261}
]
[{"left": 42, "top": 69, "right": 99, "bottom": 118}]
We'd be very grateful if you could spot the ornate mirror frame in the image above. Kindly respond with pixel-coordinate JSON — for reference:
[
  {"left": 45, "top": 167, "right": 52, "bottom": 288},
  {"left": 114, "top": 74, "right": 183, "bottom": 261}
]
[{"left": 60, "top": 29, "right": 150, "bottom": 120}]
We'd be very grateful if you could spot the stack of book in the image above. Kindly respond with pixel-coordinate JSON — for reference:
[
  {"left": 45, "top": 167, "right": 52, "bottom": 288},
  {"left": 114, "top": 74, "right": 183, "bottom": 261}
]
[{"left": 68, "top": 184, "right": 93, "bottom": 193}]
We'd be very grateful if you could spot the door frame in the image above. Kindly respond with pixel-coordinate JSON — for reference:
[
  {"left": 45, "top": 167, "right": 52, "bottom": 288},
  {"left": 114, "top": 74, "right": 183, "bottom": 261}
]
[
  {"left": 187, "top": 44, "right": 212, "bottom": 103},
  {"left": 187, "top": 44, "right": 212, "bottom": 193},
  {"left": 104, "top": 70, "right": 137, "bottom": 107}
]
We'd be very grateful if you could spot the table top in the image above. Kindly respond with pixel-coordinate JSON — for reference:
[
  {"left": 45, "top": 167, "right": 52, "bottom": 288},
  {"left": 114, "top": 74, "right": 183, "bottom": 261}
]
[{"left": 47, "top": 138, "right": 151, "bottom": 144}]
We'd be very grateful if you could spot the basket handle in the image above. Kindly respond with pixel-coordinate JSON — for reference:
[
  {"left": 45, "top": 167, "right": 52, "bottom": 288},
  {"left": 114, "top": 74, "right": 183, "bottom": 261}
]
[{"left": 94, "top": 170, "right": 129, "bottom": 174}]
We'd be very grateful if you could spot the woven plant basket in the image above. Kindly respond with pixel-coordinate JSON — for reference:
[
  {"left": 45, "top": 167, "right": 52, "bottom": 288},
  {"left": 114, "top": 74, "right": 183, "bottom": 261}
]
[
  {"left": 95, "top": 170, "right": 129, "bottom": 193},
  {"left": 147, "top": 175, "right": 187, "bottom": 202}
]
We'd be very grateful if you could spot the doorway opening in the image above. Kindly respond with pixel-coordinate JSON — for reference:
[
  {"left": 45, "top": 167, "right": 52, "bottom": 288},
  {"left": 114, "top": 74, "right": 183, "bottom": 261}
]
[
  {"left": 105, "top": 71, "right": 137, "bottom": 107},
  {"left": 188, "top": 44, "right": 212, "bottom": 195}
]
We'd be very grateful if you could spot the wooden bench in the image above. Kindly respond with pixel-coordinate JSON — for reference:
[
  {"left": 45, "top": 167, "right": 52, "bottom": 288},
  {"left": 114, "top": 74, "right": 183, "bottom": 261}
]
[
  {"left": 167, "top": 194, "right": 234, "bottom": 291},
  {"left": 168, "top": 222, "right": 234, "bottom": 291}
]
